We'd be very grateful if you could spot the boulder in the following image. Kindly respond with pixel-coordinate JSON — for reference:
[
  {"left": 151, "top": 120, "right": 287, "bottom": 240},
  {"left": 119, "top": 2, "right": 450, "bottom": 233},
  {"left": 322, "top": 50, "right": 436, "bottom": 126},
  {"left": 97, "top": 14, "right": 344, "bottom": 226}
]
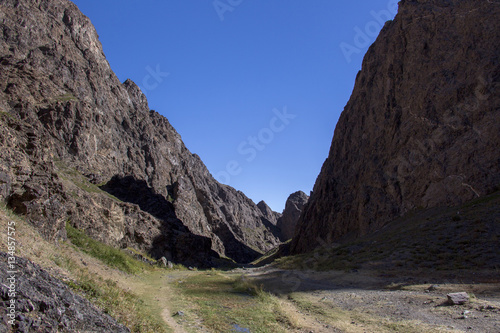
[
  {"left": 159, "top": 257, "right": 168, "bottom": 267},
  {"left": 447, "top": 292, "right": 470, "bottom": 305}
]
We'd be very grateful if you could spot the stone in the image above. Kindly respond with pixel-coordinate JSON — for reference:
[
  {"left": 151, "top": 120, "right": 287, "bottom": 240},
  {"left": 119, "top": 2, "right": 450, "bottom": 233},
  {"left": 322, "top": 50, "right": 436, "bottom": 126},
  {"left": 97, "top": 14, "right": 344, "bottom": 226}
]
[
  {"left": 427, "top": 285, "right": 439, "bottom": 292},
  {"left": 291, "top": 0, "right": 500, "bottom": 253},
  {"left": 167, "top": 261, "right": 174, "bottom": 269},
  {"left": 159, "top": 257, "right": 168, "bottom": 267},
  {"left": 447, "top": 292, "right": 470, "bottom": 305}
]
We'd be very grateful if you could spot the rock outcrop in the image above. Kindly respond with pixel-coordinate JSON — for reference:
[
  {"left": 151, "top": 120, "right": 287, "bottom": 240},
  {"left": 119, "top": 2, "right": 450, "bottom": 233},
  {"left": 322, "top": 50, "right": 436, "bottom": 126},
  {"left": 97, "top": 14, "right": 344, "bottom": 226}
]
[
  {"left": 292, "top": 0, "right": 500, "bottom": 253},
  {"left": 0, "top": 0, "right": 280, "bottom": 263},
  {"left": 0, "top": 252, "right": 130, "bottom": 333},
  {"left": 277, "top": 191, "right": 309, "bottom": 240},
  {"left": 257, "top": 201, "right": 282, "bottom": 226}
]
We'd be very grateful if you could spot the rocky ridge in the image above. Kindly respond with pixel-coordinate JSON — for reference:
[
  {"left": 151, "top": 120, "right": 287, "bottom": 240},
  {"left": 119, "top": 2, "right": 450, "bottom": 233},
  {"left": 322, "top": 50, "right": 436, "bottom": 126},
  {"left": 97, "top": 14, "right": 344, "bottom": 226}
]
[
  {"left": 0, "top": 0, "right": 281, "bottom": 264},
  {"left": 257, "top": 200, "right": 282, "bottom": 226},
  {"left": 292, "top": 0, "right": 500, "bottom": 253},
  {"left": 276, "top": 191, "right": 309, "bottom": 241}
]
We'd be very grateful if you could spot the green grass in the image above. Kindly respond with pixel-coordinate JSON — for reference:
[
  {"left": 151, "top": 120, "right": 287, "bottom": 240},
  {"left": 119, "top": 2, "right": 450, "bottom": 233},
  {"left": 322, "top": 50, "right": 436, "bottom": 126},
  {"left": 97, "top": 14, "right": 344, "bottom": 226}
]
[
  {"left": 54, "top": 92, "right": 78, "bottom": 102},
  {"left": 0, "top": 110, "right": 14, "bottom": 119},
  {"left": 173, "top": 272, "right": 294, "bottom": 332},
  {"left": 0, "top": 203, "right": 169, "bottom": 332},
  {"left": 0, "top": 203, "right": 20, "bottom": 220},
  {"left": 54, "top": 160, "right": 122, "bottom": 201},
  {"left": 54, "top": 255, "right": 169, "bottom": 333},
  {"left": 66, "top": 222, "right": 151, "bottom": 274},
  {"left": 251, "top": 240, "right": 291, "bottom": 267}
]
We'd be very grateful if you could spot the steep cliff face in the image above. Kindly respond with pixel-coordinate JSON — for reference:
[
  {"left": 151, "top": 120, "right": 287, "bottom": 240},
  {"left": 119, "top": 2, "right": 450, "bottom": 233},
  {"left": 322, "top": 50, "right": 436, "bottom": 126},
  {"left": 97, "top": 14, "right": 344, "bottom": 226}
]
[
  {"left": 277, "top": 191, "right": 309, "bottom": 241},
  {"left": 0, "top": 0, "right": 280, "bottom": 263},
  {"left": 292, "top": 0, "right": 500, "bottom": 253}
]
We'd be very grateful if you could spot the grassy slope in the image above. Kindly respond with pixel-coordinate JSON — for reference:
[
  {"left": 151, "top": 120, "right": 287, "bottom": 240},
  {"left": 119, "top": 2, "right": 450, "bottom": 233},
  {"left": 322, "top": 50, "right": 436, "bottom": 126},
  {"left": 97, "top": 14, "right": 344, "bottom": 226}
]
[
  {"left": 0, "top": 204, "right": 171, "bottom": 333},
  {"left": 276, "top": 191, "right": 500, "bottom": 278}
]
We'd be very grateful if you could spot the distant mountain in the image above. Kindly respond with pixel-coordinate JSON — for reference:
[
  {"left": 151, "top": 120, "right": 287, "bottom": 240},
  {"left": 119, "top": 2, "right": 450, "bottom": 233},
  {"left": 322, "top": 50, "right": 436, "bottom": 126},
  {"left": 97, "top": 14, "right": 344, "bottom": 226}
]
[
  {"left": 291, "top": 0, "right": 500, "bottom": 253},
  {"left": 257, "top": 200, "right": 282, "bottom": 226},
  {"left": 0, "top": 0, "right": 281, "bottom": 264},
  {"left": 277, "top": 191, "right": 309, "bottom": 241}
]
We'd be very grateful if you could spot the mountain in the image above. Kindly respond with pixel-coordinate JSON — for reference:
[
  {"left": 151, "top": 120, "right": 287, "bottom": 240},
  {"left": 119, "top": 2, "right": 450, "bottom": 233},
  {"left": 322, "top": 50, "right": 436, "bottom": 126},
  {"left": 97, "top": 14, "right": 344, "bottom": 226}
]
[
  {"left": 0, "top": 0, "right": 281, "bottom": 264},
  {"left": 276, "top": 191, "right": 309, "bottom": 241},
  {"left": 257, "top": 200, "right": 282, "bottom": 226},
  {"left": 291, "top": 0, "right": 500, "bottom": 253}
]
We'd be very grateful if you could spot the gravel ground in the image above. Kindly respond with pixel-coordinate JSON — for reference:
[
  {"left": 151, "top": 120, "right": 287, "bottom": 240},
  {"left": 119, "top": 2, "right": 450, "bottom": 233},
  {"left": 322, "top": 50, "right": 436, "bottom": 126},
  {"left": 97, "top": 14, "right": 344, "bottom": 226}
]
[{"left": 242, "top": 267, "right": 500, "bottom": 332}]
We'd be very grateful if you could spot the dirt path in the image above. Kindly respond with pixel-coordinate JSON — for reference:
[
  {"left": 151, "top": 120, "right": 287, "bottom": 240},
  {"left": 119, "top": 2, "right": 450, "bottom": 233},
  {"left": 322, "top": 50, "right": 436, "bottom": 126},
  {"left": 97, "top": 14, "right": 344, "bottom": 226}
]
[
  {"left": 157, "top": 280, "right": 189, "bottom": 333},
  {"left": 160, "top": 307, "right": 187, "bottom": 333},
  {"left": 122, "top": 271, "right": 189, "bottom": 333},
  {"left": 138, "top": 271, "right": 211, "bottom": 333}
]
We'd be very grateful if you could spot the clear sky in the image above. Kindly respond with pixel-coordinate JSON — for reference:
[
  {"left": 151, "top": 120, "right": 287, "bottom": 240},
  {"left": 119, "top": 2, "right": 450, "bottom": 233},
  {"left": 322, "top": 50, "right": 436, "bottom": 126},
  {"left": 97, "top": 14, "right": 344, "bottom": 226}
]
[{"left": 70, "top": 0, "right": 398, "bottom": 212}]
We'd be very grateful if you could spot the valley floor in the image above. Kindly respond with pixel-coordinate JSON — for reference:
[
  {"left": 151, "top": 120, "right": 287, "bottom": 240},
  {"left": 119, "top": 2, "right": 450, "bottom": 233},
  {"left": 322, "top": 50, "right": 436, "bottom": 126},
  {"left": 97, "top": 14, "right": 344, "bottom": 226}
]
[
  {"left": 1, "top": 193, "right": 500, "bottom": 332},
  {"left": 128, "top": 266, "right": 499, "bottom": 333}
]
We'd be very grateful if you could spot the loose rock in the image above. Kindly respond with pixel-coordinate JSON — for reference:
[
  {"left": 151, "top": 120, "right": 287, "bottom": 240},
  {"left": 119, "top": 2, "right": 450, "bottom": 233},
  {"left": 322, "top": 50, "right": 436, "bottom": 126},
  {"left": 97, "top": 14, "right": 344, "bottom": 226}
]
[
  {"left": 159, "top": 257, "right": 168, "bottom": 267},
  {"left": 447, "top": 292, "right": 470, "bottom": 305}
]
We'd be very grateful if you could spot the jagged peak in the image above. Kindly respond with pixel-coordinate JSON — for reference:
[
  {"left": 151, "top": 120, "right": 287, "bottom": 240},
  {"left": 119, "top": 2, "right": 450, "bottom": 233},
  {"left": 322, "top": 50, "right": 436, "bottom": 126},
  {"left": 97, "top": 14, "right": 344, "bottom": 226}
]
[{"left": 123, "top": 79, "right": 149, "bottom": 113}]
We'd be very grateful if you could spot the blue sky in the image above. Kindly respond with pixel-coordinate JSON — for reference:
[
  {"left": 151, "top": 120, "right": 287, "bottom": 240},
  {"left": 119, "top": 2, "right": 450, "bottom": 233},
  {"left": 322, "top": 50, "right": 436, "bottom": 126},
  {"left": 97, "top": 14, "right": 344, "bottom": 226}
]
[{"left": 71, "top": 0, "right": 398, "bottom": 212}]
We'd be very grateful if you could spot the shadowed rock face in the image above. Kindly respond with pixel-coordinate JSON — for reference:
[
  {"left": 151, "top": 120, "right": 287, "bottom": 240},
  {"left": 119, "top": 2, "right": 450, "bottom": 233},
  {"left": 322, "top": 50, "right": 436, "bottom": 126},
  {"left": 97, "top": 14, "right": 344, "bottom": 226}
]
[
  {"left": 0, "top": 0, "right": 280, "bottom": 264},
  {"left": 291, "top": 0, "right": 500, "bottom": 254},
  {"left": 277, "top": 191, "right": 309, "bottom": 241}
]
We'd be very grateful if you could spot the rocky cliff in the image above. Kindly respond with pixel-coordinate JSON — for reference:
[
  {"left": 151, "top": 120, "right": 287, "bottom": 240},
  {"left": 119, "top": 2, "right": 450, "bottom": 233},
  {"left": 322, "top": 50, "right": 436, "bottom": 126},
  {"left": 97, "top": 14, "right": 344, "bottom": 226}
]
[
  {"left": 257, "top": 200, "right": 282, "bottom": 226},
  {"left": 277, "top": 191, "right": 309, "bottom": 240},
  {"left": 292, "top": 0, "right": 500, "bottom": 253},
  {"left": 0, "top": 0, "right": 281, "bottom": 264}
]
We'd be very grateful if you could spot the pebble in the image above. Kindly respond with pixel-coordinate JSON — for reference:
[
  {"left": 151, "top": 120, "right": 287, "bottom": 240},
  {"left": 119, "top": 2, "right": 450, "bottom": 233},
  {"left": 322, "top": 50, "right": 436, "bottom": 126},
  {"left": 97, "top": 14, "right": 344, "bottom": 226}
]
[{"left": 426, "top": 284, "right": 439, "bottom": 291}]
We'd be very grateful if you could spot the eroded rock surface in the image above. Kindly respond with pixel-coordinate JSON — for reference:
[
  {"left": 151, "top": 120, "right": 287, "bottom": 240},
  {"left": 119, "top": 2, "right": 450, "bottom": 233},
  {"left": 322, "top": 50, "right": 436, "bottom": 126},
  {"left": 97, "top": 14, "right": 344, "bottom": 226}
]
[
  {"left": 292, "top": 0, "right": 500, "bottom": 253},
  {"left": 0, "top": 0, "right": 280, "bottom": 263},
  {"left": 277, "top": 191, "right": 309, "bottom": 240},
  {"left": 0, "top": 252, "right": 130, "bottom": 333}
]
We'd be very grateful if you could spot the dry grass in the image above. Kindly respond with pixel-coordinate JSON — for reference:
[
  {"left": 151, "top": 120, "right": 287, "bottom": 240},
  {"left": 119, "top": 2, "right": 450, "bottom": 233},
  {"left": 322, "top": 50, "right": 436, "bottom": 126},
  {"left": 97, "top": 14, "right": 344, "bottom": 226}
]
[
  {"left": 0, "top": 205, "right": 171, "bottom": 333},
  {"left": 286, "top": 293, "right": 461, "bottom": 333}
]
